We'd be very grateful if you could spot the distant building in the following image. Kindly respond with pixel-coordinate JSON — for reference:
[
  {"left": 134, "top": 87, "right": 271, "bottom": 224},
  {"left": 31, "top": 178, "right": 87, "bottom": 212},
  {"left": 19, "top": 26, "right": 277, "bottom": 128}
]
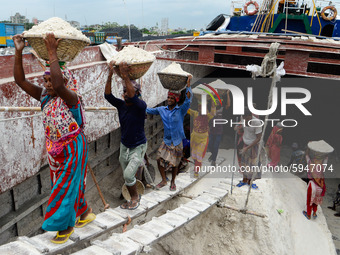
[
  {"left": 10, "top": 13, "right": 28, "bottom": 24},
  {"left": 161, "top": 18, "right": 169, "bottom": 35},
  {"left": 69, "top": 21, "right": 80, "bottom": 29}
]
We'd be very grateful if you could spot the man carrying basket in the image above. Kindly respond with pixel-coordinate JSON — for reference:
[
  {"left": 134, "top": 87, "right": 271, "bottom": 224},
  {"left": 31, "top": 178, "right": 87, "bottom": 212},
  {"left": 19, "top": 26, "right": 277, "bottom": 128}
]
[
  {"left": 104, "top": 61, "right": 147, "bottom": 210},
  {"left": 146, "top": 76, "right": 192, "bottom": 191}
]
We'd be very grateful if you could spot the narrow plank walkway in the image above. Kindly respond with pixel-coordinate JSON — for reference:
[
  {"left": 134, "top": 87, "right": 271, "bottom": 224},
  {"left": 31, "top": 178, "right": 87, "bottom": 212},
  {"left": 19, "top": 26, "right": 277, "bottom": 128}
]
[
  {"left": 0, "top": 170, "right": 212, "bottom": 255},
  {"left": 71, "top": 180, "right": 230, "bottom": 255}
]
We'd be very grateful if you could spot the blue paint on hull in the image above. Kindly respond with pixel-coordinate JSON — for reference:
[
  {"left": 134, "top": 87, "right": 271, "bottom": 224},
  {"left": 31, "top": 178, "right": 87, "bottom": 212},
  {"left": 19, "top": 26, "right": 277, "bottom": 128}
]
[{"left": 221, "top": 14, "right": 340, "bottom": 37}]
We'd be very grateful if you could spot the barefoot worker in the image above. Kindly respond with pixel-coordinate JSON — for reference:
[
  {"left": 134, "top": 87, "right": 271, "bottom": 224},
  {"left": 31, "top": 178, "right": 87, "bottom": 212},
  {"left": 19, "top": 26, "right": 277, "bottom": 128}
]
[
  {"left": 236, "top": 108, "right": 262, "bottom": 189},
  {"left": 146, "top": 76, "right": 192, "bottom": 191},
  {"left": 188, "top": 97, "right": 216, "bottom": 177},
  {"left": 104, "top": 61, "right": 147, "bottom": 210},
  {"left": 13, "top": 33, "right": 95, "bottom": 244}
]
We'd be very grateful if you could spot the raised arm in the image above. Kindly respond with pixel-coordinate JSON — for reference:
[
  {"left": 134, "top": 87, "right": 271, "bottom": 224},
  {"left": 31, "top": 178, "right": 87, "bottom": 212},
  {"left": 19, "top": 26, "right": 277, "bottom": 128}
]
[
  {"left": 13, "top": 34, "right": 42, "bottom": 101},
  {"left": 44, "top": 33, "right": 78, "bottom": 105},
  {"left": 225, "top": 89, "right": 231, "bottom": 110},
  {"left": 105, "top": 60, "right": 115, "bottom": 95},
  {"left": 119, "top": 62, "right": 135, "bottom": 98},
  {"left": 180, "top": 75, "right": 193, "bottom": 115}
]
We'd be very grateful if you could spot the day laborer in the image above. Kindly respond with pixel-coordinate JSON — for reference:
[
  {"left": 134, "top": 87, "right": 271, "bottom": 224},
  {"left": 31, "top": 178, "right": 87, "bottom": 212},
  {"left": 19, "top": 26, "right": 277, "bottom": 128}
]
[
  {"left": 104, "top": 61, "right": 147, "bottom": 210},
  {"left": 235, "top": 103, "right": 257, "bottom": 168},
  {"left": 236, "top": 108, "right": 262, "bottom": 189},
  {"left": 208, "top": 89, "right": 231, "bottom": 166},
  {"left": 266, "top": 123, "right": 283, "bottom": 167},
  {"left": 146, "top": 76, "right": 192, "bottom": 191},
  {"left": 13, "top": 33, "right": 95, "bottom": 244},
  {"left": 287, "top": 142, "right": 305, "bottom": 166},
  {"left": 303, "top": 153, "right": 327, "bottom": 220},
  {"left": 188, "top": 98, "right": 216, "bottom": 177}
]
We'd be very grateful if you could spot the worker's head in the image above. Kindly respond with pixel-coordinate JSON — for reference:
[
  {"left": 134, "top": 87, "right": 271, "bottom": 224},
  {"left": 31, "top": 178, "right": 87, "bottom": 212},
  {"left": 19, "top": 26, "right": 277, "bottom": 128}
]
[
  {"left": 43, "top": 63, "right": 77, "bottom": 97},
  {"left": 122, "top": 80, "right": 141, "bottom": 102},
  {"left": 43, "top": 70, "right": 57, "bottom": 97},
  {"left": 291, "top": 142, "right": 299, "bottom": 151},
  {"left": 167, "top": 91, "right": 180, "bottom": 106}
]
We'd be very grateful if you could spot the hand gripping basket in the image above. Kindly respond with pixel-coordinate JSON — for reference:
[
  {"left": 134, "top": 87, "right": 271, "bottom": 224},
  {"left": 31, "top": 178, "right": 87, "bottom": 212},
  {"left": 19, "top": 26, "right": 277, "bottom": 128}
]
[
  {"left": 24, "top": 36, "right": 90, "bottom": 62},
  {"left": 157, "top": 72, "right": 188, "bottom": 91},
  {"left": 115, "top": 61, "right": 153, "bottom": 80}
]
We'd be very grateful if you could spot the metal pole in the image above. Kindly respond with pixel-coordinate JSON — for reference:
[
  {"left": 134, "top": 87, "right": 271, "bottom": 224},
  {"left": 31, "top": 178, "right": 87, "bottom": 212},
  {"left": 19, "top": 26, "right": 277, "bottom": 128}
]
[
  {"left": 231, "top": 117, "right": 239, "bottom": 195},
  {"left": 123, "top": 0, "right": 132, "bottom": 41},
  {"left": 285, "top": 0, "right": 288, "bottom": 34}
]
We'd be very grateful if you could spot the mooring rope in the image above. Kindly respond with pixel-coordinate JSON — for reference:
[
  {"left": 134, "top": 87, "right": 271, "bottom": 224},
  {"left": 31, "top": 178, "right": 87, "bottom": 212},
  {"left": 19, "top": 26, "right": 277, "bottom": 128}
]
[{"left": 154, "top": 36, "right": 197, "bottom": 53}]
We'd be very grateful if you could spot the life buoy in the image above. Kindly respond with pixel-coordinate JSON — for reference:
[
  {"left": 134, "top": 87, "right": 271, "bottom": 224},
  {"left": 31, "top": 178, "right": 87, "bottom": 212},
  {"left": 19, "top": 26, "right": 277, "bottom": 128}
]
[
  {"left": 321, "top": 6, "right": 337, "bottom": 21},
  {"left": 244, "top": 1, "right": 259, "bottom": 16}
]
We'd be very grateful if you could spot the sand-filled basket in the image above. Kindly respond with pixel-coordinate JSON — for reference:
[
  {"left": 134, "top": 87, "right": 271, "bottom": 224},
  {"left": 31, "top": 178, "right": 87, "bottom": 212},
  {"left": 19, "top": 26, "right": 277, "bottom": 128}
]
[
  {"left": 24, "top": 36, "right": 89, "bottom": 62},
  {"left": 115, "top": 61, "right": 153, "bottom": 80},
  {"left": 23, "top": 17, "right": 91, "bottom": 62},
  {"left": 121, "top": 180, "right": 145, "bottom": 201},
  {"left": 307, "top": 140, "right": 334, "bottom": 160},
  {"left": 158, "top": 73, "right": 189, "bottom": 91}
]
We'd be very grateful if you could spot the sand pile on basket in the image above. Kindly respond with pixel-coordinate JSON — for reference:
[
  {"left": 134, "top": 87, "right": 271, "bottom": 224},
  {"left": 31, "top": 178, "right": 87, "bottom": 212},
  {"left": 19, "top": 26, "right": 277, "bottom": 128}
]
[
  {"left": 109, "top": 45, "right": 155, "bottom": 80},
  {"left": 23, "top": 17, "right": 90, "bottom": 62},
  {"left": 158, "top": 62, "right": 192, "bottom": 91},
  {"left": 308, "top": 140, "right": 334, "bottom": 160}
]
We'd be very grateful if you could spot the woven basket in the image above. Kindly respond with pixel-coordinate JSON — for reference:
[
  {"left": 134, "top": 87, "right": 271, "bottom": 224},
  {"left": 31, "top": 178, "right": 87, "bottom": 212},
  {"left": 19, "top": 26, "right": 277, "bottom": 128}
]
[
  {"left": 121, "top": 180, "right": 145, "bottom": 201},
  {"left": 158, "top": 73, "right": 188, "bottom": 91},
  {"left": 25, "top": 37, "right": 89, "bottom": 62},
  {"left": 115, "top": 61, "right": 153, "bottom": 80},
  {"left": 308, "top": 149, "right": 332, "bottom": 160}
]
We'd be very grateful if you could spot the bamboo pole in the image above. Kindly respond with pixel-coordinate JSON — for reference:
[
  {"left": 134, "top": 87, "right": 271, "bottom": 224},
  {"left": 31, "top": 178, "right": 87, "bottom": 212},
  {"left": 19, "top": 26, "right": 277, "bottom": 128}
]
[
  {"left": 217, "top": 202, "right": 267, "bottom": 218},
  {"left": 0, "top": 106, "right": 117, "bottom": 112},
  {"left": 87, "top": 163, "right": 110, "bottom": 210}
]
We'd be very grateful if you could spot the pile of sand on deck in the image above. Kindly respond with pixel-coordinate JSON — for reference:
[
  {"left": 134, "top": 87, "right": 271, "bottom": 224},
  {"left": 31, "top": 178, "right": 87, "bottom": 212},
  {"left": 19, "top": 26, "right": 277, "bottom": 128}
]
[{"left": 147, "top": 173, "right": 336, "bottom": 255}]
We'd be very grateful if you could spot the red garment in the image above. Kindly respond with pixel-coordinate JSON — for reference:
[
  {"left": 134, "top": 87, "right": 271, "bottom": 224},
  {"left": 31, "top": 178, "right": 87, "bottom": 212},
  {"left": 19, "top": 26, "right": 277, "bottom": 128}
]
[
  {"left": 168, "top": 92, "right": 180, "bottom": 102},
  {"left": 266, "top": 126, "right": 283, "bottom": 167},
  {"left": 306, "top": 182, "right": 318, "bottom": 217}
]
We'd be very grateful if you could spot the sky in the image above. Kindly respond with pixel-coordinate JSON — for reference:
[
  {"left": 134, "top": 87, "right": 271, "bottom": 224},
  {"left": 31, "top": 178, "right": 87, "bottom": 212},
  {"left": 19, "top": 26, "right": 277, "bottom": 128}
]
[{"left": 1, "top": 0, "right": 231, "bottom": 30}]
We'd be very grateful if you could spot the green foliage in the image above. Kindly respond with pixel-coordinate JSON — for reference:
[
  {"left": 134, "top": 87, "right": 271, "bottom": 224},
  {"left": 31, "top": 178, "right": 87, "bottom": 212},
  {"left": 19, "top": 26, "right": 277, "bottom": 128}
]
[
  {"left": 24, "top": 23, "right": 35, "bottom": 30},
  {"left": 101, "top": 21, "right": 119, "bottom": 30},
  {"left": 171, "top": 31, "right": 185, "bottom": 35}
]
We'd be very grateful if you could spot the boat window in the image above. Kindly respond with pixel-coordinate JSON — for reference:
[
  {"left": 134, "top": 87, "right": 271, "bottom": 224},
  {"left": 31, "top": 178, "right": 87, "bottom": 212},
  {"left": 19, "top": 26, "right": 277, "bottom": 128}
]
[{"left": 321, "top": 24, "right": 334, "bottom": 37}]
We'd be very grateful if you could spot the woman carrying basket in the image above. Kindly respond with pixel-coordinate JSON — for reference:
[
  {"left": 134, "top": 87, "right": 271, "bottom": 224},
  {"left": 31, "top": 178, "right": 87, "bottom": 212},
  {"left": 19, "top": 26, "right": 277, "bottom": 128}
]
[
  {"left": 13, "top": 33, "right": 95, "bottom": 244},
  {"left": 302, "top": 140, "right": 333, "bottom": 220}
]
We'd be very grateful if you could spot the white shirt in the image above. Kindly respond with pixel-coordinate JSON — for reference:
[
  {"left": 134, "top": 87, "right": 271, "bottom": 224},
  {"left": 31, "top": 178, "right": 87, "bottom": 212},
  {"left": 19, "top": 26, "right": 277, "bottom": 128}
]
[{"left": 242, "top": 117, "right": 262, "bottom": 146}]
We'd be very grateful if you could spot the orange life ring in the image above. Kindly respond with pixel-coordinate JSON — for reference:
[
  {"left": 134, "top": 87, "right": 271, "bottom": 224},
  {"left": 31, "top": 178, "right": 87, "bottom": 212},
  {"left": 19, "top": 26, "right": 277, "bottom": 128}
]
[
  {"left": 244, "top": 1, "right": 259, "bottom": 16},
  {"left": 321, "top": 6, "right": 337, "bottom": 21}
]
